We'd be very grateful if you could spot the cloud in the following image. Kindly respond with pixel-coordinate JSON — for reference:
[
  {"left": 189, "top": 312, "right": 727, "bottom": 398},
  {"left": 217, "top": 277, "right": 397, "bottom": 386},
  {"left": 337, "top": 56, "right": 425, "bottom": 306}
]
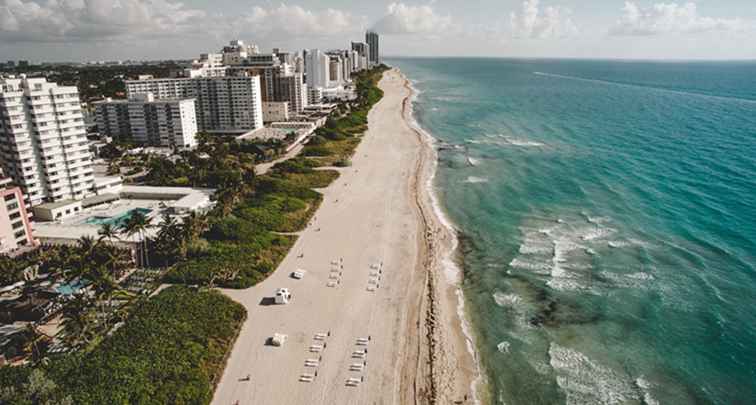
[
  {"left": 509, "top": 0, "right": 577, "bottom": 39},
  {"left": 0, "top": 1, "right": 365, "bottom": 44},
  {"left": 610, "top": 2, "right": 745, "bottom": 36},
  {"left": 237, "top": 3, "right": 364, "bottom": 38},
  {"left": 0, "top": 0, "right": 206, "bottom": 42},
  {"left": 372, "top": 2, "right": 452, "bottom": 35}
]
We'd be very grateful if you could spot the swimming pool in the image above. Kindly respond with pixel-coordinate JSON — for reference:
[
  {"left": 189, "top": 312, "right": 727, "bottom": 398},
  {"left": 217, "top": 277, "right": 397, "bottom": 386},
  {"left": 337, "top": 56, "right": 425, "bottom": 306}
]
[
  {"left": 55, "top": 279, "right": 88, "bottom": 296},
  {"left": 86, "top": 208, "right": 152, "bottom": 228}
]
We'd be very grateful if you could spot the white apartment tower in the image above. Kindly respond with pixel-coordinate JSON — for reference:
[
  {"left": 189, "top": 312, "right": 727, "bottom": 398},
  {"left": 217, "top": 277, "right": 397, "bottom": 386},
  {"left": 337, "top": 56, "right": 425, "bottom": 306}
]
[
  {"left": 305, "top": 49, "right": 331, "bottom": 90},
  {"left": 194, "top": 76, "right": 264, "bottom": 132},
  {"left": 94, "top": 93, "right": 198, "bottom": 149},
  {"left": 0, "top": 76, "right": 94, "bottom": 206},
  {"left": 125, "top": 75, "right": 264, "bottom": 134},
  {"left": 329, "top": 58, "right": 343, "bottom": 87}
]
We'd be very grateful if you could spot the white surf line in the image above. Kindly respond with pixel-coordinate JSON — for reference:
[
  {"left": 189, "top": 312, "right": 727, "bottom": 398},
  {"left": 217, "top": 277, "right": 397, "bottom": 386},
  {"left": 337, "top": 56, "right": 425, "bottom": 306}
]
[{"left": 533, "top": 71, "right": 756, "bottom": 105}]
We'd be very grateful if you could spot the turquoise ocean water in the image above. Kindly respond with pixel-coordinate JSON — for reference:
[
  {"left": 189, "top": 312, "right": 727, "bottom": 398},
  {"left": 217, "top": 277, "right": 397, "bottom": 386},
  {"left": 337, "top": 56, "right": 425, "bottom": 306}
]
[{"left": 387, "top": 58, "right": 756, "bottom": 404}]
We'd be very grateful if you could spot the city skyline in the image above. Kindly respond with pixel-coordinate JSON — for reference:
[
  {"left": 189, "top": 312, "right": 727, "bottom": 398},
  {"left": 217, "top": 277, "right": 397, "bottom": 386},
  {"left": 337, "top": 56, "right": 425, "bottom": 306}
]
[{"left": 1, "top": 1, "right": 756, "bottom": 62}]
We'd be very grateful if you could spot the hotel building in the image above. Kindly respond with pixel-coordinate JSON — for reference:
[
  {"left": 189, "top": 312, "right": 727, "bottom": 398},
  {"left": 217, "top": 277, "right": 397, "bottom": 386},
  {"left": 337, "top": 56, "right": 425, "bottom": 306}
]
[
  {"left": 0, "top": 75, "right": 94, "bottom": 207},
  {"left": 126, "top": 75, "right": 264, "bottom": 134},
  {"left": 0, "top": 173, "right": 35, "bottom": 254},
  {"left": 305, "top": 49, "right": 331, "bottom": 90},
  {"left": 94, "top": 93, "right": 198, "bottom": 149}
]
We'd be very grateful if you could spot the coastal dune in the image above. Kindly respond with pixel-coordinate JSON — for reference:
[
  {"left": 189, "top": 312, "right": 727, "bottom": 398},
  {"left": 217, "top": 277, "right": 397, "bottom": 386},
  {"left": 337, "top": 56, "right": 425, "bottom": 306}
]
[{"left": 211, "top": 69, "right": 478, "bottom": 405}]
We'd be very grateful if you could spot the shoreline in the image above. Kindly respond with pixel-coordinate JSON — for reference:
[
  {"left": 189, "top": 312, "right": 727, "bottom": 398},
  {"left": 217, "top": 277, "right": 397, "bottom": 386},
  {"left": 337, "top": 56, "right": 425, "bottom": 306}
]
[{"left": 399, "top": 71, "right": 485, "bottom": 404}]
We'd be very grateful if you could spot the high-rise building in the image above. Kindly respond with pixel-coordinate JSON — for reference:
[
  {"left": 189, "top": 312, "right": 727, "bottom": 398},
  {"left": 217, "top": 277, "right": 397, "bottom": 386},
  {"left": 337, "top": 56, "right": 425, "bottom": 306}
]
[
  {"left": 305, "top": 49, "right": 331, "bottom": 90},
  {"left": 94, "top": 93, "right": 198, "bottom": 149},
  {"left": 349, "top": 50, "right": 360, "bottom": 72},
  {"left": 0, "top": 76, "right": 94, "bottom": 206},
  {"left": 328, "top": 57, "right": 343, "bottom": 87},
  {"left": 308, "top": 87, "right": 323, "bottom": 105},
  {"left": 184, "top": 53, "right": 227, "bottom": 78},
  {"left": 0, "top": 172, "right": 35, "bottom": 254},
  {"left": 222, "top": 40, "right": 260, "bottom": 65},
  {"left": 365, "top": 31, "right": 380, "bottom": 67},
  {"left": 351, "top": 42, "right": 369, "bottom": 60},
  {"left": 193, "top": 76, "right": 264, "bottom": 133},
  {"left": 293, "top": 54, "right": 305, "bottom": 74},
  {"left": 238, "top": 64, "right": 309, "bottom": 115},
  {"left": 125, "top": 75, "right": 264, "bottom": 134},
  {"left": 272, "top": 72, "right": 308, "bottom": 114}
]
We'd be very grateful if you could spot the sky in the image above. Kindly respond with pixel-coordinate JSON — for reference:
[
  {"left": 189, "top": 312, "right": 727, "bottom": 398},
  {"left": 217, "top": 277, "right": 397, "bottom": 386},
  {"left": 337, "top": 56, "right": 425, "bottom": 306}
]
[{"left": 1, "top": 0, "right": 756, "bottom": 62}]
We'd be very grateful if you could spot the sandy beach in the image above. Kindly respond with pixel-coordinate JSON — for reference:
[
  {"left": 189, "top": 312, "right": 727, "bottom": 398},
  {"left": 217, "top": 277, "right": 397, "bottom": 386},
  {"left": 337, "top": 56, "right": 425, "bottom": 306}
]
[{"left": 212, "top": 69, "right": 479, "bottom": 405}]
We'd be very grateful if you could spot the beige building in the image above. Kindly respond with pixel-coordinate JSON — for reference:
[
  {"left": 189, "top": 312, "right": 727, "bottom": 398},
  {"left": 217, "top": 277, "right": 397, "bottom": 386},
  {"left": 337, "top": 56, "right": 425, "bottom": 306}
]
[
  {"left": 262, "top": 102, "right": 290, "bottom": 123},
  {"left": 0, "top": 174, "right": 35, "bottom": 254}
]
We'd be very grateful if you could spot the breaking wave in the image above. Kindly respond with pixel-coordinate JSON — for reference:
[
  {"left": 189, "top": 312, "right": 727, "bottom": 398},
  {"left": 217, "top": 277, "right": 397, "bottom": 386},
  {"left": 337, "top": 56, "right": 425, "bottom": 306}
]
[
  {"left": 465, "top": 176, "right": 489, "bottom": 184},
  {"left": 549, "top": 343, "right": 641, "bottom": 405}
]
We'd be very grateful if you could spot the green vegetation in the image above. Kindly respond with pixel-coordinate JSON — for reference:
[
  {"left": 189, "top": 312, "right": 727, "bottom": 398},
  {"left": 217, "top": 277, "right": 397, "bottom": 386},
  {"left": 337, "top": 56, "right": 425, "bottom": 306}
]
[
  {"left": 0, "top": 62, "right": 181, "bottom": 101},
  {"left": 0, "top": 65, "right": 389, "bottom": 403},
  {"left": 158, "top": 66, "right": 388, "bottom": 289},
  {"left": 0, "top": 287, "right": 245, "bottom": 405},
  {"left": 302, "top": 66, "right": 388, "bottom": 167}
]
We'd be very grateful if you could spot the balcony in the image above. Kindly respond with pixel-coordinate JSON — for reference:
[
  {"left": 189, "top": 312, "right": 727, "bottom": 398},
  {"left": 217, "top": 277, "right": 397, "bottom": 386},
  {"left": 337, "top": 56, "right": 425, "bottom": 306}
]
[
  {"left": 37, "top": 132, "right": 63, "bottom": 142},
  {"left": 27, "top": 98, "right": 53, "bottom": 107},
  {"left": 62, "top": 137, "right": 82, "bottom": 147},
  {"left": 41, "top": 148, "right": 64, "bottom": 157},
  {"left": 53, "top": 104, "right": 80, "bottom": 113},
  {"left": 31, "top": 106, "right": 54, "bottom": 114}
]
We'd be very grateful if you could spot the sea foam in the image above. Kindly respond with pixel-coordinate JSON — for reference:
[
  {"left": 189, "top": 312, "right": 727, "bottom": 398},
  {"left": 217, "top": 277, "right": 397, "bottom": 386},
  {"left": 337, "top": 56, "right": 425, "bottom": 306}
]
[
  {"left": 549, "top": 343, "right": 640, "bottom": 405},
  {"left": 465, "top": 176, "right": 488, "bottom": 184}
]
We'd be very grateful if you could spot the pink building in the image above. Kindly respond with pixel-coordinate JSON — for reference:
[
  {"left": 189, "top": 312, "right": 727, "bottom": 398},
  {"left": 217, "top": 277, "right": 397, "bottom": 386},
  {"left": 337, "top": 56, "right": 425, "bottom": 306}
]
[{"left": 0, "top": 174, "right": 35, "bottom": 255}]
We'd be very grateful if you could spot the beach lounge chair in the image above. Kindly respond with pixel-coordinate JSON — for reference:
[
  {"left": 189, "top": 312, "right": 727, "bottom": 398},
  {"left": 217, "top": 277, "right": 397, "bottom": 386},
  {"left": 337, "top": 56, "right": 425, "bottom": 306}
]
[{"left": 310, "top": 344, "right": 324, "bottom": 352}]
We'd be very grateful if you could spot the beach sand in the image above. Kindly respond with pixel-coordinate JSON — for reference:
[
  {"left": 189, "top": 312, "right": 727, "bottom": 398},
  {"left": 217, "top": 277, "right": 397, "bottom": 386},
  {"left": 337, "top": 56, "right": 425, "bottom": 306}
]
[{"left": 211, "top": 69, "right": 479, "bottom": 405}]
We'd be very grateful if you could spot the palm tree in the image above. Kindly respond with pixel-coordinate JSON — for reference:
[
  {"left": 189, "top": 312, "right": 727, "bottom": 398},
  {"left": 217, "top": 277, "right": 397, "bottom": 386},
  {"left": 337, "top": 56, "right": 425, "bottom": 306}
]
[
  {"left": 121, "top": 211, "right": 152, "bottom": 268},
  {"left": 22, "top": 324, "right": 50, "bottom": 364},
  {"left": 77, "top": 235, "right": 98, "bottom": 255},
  {"left": 58, "top": 294, "right": 97, "bottom": 351},
  {"left": 97, "top": 223, "right": 120, "bottom": 243},
  {"left": 182, "top": 211, "right": 209, "bottom": 243}
]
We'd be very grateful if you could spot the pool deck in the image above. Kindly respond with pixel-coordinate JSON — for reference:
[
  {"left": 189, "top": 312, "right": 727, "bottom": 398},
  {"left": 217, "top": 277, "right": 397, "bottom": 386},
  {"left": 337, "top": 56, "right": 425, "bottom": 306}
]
[{"left": 33, "top": 199, "right": 167, "bottom": 244}]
